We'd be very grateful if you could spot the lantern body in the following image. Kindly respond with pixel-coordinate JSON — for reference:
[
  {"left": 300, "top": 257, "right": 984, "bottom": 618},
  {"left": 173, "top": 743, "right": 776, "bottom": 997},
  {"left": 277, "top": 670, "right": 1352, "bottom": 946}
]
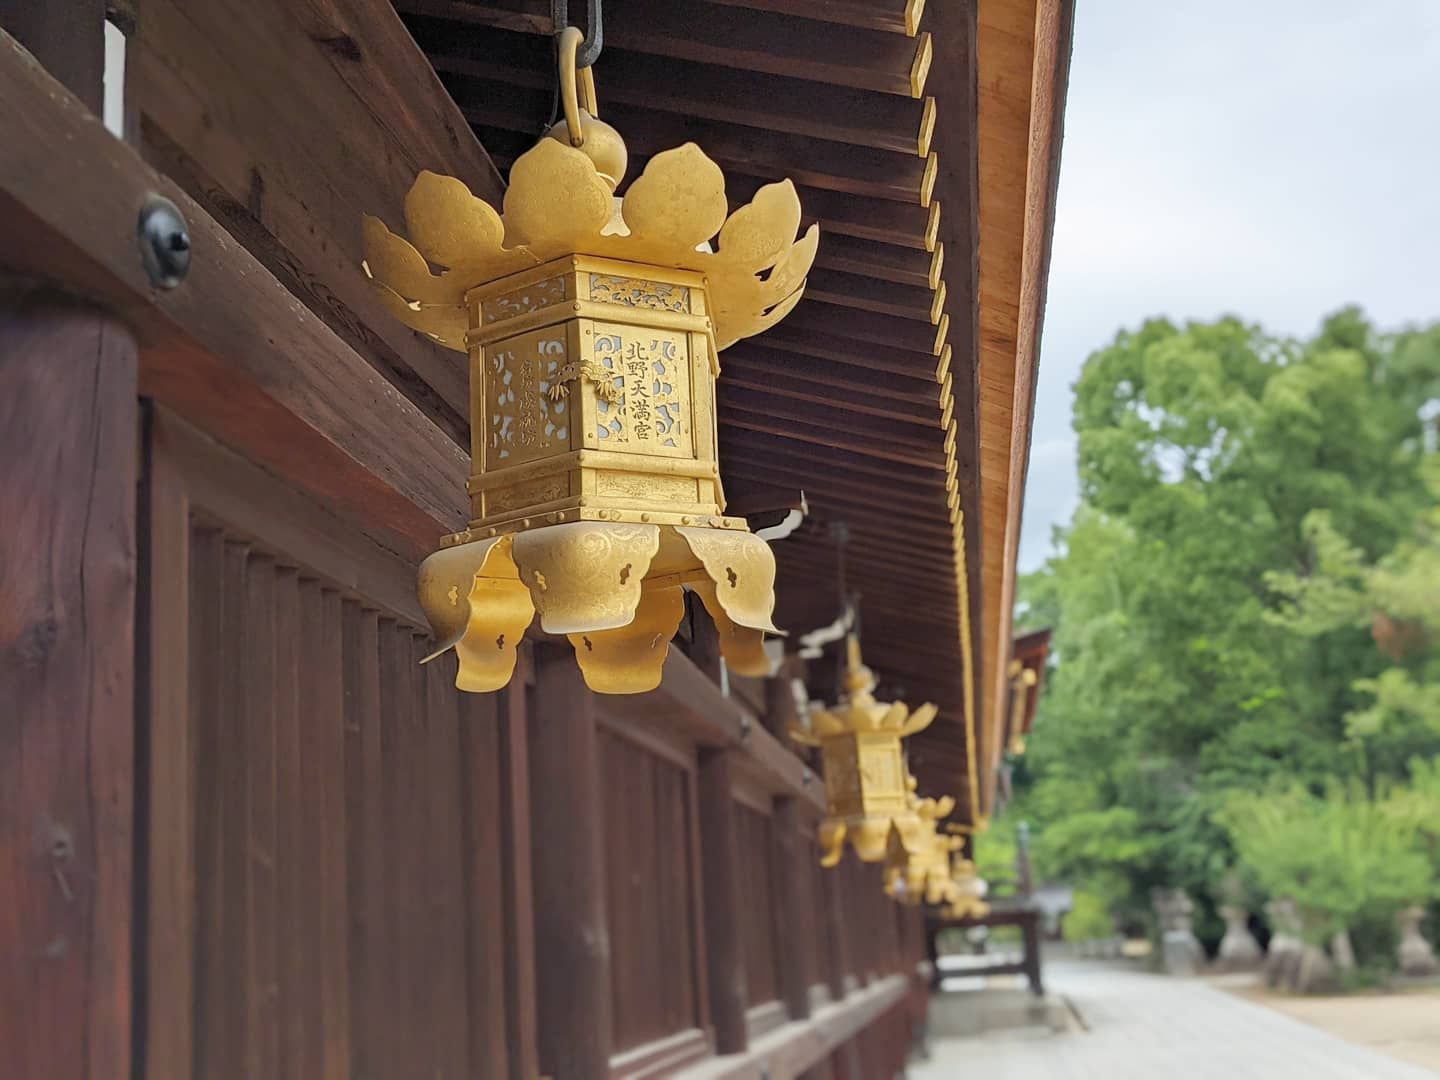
[
  {"left": 815, "top": 732, "right": 913, "bottom": 862},
  {"left": 462, "top": 255, "right": 734, "bottom": 537}
]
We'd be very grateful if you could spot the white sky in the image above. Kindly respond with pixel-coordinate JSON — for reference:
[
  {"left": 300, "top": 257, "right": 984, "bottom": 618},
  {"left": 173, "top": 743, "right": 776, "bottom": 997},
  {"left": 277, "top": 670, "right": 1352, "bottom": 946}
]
[{"left": 1019, "top": 0, "right": 1440, "bottom": 571}]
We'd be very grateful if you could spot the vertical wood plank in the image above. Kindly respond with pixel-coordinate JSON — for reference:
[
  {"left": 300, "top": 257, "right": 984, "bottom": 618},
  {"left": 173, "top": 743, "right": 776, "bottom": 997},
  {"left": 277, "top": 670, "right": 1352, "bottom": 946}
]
[
  {"left": 821, "top": 854, "right": 851, "bottom": 1001},
  {"left": 499, "top": 652, "right": 540, "bottom": 1080},
  {"left": 342, "top": 603, "right": 383, "bottom": 1079},
  {"left": 459, "top": 683, "right": 510, "bottom": 1080},
  {"left": 421, "top": 636, "right": 470, "bottom": 1078},
  {"left": 0, "top": 0, "right": 105, "bottom": 112},
  {"left": 696, "top": 750, "right": 747, "bottom": 1054},
  {"left": 0, "top": 294, "right": 136, "bottom": 1080},
  {"left": 312, "top": 589, "right": 352, "bottom": 1080},
  {"left": 243, "top": 554, "right": 279, "bottom": 1080},
  {"left": 772, "top": 798, "right": 813, "bottom": 1021},
  {"left": 529, "top": 645, "right": 612, "bottom": 1079},
  {"left": 141, "top": 421, "right": 194, "bottom": 1078},
  {"left": 274, "top": 568, "right": 306, "bottom": 1080}
]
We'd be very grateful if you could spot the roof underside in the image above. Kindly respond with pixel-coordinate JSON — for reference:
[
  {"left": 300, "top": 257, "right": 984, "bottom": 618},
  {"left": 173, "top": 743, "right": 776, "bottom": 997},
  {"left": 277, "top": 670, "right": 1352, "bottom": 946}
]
[{"left": 392, "top": 0, "right": 1068, "bottom": 825}]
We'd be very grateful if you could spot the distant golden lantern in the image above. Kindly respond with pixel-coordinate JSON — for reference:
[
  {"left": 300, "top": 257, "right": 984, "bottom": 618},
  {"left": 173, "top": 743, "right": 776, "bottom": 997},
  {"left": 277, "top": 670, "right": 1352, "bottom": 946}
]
[
  {"left": 1007, "top": 659, "right": 1038, "bottom": 755},
  {"left": 362, "top": 29, "right": 816, "bottom": 693},
  {"left": 942, "top": 857, "right": 991, "bottom": 920},
  {"left": 790, "top": 637, "right": 937, "bottom": 865},
  {"left": 884, "top": 788, "right": 962, "bottom": 906}
]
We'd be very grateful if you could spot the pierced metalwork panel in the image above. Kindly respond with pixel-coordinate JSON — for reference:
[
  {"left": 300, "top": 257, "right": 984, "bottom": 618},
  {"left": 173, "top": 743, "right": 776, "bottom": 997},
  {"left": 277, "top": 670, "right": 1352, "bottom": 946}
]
[
  {"left": 591, "top": 325, "right": 692, "bottom": 455},
  {"left": 589, "top": 273, "right": 690, "bottom": 313},
  {"left": 483, "top": 326, "right": 572, "bottom": 467},
  {"left": 481, "top": 275, "right": 568, "bottom": 324}
]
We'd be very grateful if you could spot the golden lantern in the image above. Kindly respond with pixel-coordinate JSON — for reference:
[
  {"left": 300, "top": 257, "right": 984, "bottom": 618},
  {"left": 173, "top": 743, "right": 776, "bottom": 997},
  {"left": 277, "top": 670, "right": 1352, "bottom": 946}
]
[
  {"left": 790, "top": 636, "right": 937, "bottom": 865},
  {"left": 884, "top": 788, "right": 962, "bottom": 906},
  {"left": 942, "top": 857, "right": 991, "bottom": 920},
  {"left": 1007, "top": 659, "right": 1038, "bottom": 755},
  {"left": 362, "top": 30, "right": 816, "bottom": 693}
]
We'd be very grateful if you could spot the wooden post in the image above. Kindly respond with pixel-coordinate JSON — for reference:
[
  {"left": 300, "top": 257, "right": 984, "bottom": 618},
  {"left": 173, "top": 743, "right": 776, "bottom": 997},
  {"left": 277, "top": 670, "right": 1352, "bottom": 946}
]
[
  {"left": 1022, "top": 910, "right": 1044, "bottom": 997},
  {"left": 0, "top": 287, "right": 137, "bottom": 1080},
  {"left": 820, "top": 857, "right": 852, "bottom": 1001},
  {"left": 697, "top": 748, "right": 748, "bottom": 1053},
  {"left": 772, "top": 797, "right": 813, "bottom": 1021},
  {"left": 529, "top": 645, "right": 612, "bottom": 1078}
]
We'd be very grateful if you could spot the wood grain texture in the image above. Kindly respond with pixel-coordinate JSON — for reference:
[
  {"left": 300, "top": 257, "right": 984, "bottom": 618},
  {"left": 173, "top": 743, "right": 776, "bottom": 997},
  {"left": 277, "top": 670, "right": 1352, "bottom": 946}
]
[
  {"left": 697, "top": 750, "right": 748, "bottom": 1054},
  {"left": 140, "top": 410, "right": 512, "bottom": 1080},
  {"left": 529, "top": 646, "right": 613, "bottom": 1078},
  {"left": 130, "top": 0, "right": 505, "bottom": 438},
  {"left": 0, "top": 32, "right": 467, "bottom": 559},
  {"left": 0, "top": 293, "right": 137, "bottom": 1080}
]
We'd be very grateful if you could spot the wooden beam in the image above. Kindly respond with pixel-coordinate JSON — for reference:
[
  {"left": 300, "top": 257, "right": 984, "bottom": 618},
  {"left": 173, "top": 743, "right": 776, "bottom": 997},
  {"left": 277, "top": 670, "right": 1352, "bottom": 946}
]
[
  {"left": 528, "top": 646, "right": 612, "bottom": 1077},
  {"left": 705, "top": 0, "right": 926, "bottom": 37},
  {"left": 670, "top": 974, "right": 910, "bottom": 1080},
  {"left": 130, "top": 0, "right": 507, "bottom": 437},
  {"left": 606, "top": 650, "right": 825, "bottom": 813},
  {"left": 813, "top": 235, "right": 941, "bottom": 290},
  {"left": 0, "top": 288, "right": 137, "bottom": 1080},
  {"left": 417, "top": 29, "right": 935, "bottom": 157},
  {"left": 697, "top": 751, "right": 748, "bottom": 1054},
  {"left": 398, "top": 0, "right": 933, "bottom": 97},
  {"left": 459, "top": 89, "right": 932, "bottom": 204},
  {"left": 723, "top": 346, "right": 944, "bottom": 406},
  {"left": 806, "top": 268, "right": 940, "bottom": 324},
  {"left": 0, "top": 31, "right": 468, "bottom": 558}
]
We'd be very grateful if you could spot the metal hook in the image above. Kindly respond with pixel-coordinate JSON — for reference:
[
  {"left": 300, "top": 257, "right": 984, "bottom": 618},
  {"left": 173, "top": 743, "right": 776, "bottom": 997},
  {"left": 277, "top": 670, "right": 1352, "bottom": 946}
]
[{"left": 551, "top": 0, "right": 603, "bottom": 68}]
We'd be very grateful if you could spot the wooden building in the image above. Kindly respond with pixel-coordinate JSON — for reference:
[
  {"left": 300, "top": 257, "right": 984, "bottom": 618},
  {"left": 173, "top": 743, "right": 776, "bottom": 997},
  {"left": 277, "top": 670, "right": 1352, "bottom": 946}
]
[{"left": 0, "top": 1, "right": 1070, "bottom": 1077}]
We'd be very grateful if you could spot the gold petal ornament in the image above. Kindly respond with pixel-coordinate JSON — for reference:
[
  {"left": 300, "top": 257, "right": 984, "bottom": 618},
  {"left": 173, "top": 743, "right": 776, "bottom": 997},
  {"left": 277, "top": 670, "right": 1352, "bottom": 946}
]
[
  {"left": 366, "top": 28, "right": 811, "bottom": 694},
  {"left": 942, "top": 858, "right": 991, "bottom": 920},
  {"left": 791, "top": 637, "right": 938, "bottom": 866},
  {"left": 884, "top": 788, "right": 963, "bottom": 907}
]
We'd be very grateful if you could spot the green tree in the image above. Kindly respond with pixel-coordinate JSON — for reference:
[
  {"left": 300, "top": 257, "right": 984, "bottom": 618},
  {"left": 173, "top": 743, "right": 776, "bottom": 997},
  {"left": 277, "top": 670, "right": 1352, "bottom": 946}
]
[{"left": 1004, "top": 310, "right": 1440, "bottom": 948}]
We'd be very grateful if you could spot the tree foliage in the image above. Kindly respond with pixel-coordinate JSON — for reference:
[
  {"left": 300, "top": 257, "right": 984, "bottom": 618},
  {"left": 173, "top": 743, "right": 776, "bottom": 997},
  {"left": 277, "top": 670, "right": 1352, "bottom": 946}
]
[{"left": 1005, "top": 309, "right": 1440, "bottom": 949}]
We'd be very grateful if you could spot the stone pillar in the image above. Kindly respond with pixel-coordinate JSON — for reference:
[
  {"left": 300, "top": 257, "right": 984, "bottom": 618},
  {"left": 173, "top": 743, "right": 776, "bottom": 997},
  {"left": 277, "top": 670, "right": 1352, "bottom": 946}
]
[
  {"left": 1263, "top": 898, "right": 1303, "bottom": 990},
  {"left": 1151, "top": 888, "right": 1202, "bottom": 976},
  {"left": 1216, "top": 905, "right": 1263, "bottom": 971},
  {"left": 1397, "top": 907, "right": 1439, "bottom": 977}
]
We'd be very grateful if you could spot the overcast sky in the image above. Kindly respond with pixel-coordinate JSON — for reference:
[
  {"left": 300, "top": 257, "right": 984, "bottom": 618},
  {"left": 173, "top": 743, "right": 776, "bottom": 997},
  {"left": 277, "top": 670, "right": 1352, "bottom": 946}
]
[{"left": 1020, "top": 0, "right": 1440, "bottom": 571}]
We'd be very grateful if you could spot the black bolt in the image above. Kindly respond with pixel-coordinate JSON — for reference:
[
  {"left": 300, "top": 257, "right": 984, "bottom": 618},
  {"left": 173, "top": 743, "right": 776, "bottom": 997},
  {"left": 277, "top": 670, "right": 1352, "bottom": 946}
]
[{"left": 138, "top": 195, "right": 191, "bottom": 289}]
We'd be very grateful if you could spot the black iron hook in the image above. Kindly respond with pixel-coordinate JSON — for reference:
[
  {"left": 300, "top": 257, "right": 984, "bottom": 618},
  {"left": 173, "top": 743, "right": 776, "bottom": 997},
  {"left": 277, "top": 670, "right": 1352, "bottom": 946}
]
[{"left": 551, "top": 0, "right": 603, "bottom": 68}]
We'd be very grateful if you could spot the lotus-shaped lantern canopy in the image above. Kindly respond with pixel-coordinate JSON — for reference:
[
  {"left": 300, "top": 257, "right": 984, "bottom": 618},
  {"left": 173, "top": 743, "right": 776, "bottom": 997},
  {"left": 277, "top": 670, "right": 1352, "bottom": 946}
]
[
  {"left": 884, "top": 788, "right": 962, "bottom": 907},
  {"left": 790, "top": 636, "right": 937, "bottom": 865},
  {"left": 363, "top": 32, "right": 816, "bottom": 694}
]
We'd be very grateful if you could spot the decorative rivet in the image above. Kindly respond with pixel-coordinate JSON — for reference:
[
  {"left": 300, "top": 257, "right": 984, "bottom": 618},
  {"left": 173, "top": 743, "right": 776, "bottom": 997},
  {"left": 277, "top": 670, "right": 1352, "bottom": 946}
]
[
  {"left": 681, "top": 516, "right": 693, "bottom": 525},
  {"left": 485, "top": 527, "right": 496, "bottom": 537},
  {"left": 572, "top": 302, "right": 582, "bottom": 311},
  {"left": 640, "top": 513, "right": 651, "bottom": 522},
  {"left": 138, "top": 195, "right": 191, "bottom": 289},
  {"left": 521, "top": 518, "right": 531, "bottom": 529}
]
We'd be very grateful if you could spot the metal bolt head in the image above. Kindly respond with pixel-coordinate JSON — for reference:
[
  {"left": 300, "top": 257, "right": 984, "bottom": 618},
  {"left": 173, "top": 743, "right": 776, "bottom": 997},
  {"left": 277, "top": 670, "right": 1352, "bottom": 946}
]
[{"left": 138, "top": 195, "right": 191, "bottom": 289}]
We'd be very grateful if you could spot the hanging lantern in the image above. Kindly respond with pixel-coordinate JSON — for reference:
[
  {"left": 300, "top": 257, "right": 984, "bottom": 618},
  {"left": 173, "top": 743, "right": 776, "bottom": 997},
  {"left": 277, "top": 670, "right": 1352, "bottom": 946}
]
[
  {"left": 942, "top": 857, "right": 990, "bottom": 920},
  {"left": 362, "top": 29, "right": 816, "bottom": 693},
  {"left": 1007, "top": 659, "right": 1038, "bottom": 755},
  {"left": 884, "top": 789, "right": 962, "bottom": 907},
  {"left": 790, "top": 636, "right": 937, "bottom": 865}
]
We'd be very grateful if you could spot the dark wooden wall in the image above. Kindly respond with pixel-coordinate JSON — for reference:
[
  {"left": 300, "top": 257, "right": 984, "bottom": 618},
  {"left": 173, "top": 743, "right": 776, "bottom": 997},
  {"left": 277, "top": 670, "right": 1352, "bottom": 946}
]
[{"left": 0, "top": 2, "right": 933, "bottom": 1077}]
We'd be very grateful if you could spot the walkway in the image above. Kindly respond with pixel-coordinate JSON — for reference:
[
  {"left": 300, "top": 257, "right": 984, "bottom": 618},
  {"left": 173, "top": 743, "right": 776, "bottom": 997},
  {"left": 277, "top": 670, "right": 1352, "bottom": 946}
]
[{"left": 911, "top": 962, "right": 1440, "bottom": 1079}]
